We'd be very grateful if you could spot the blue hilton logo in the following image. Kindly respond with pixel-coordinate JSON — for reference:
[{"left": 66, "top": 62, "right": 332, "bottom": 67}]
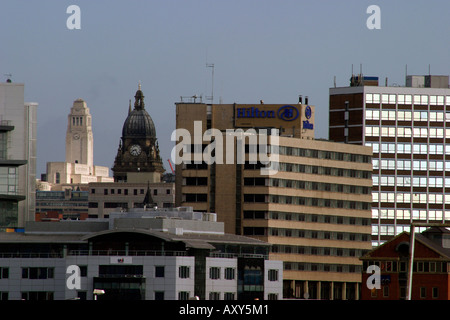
[{"left": 303, "top": 105, "right": 313, "bottom": 130}]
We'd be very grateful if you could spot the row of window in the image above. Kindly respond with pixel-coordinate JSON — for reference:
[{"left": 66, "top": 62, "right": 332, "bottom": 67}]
[
  {"left": 362, "top": 260, "right": 449, "bottom": 273},
  {"left": 0, "top": 291, "right": 275, "bottom": 301},
  {"left": 271, "top": 245, "right": 368, "bottom": 258},
  {"left": 72, "top": 116, "right": 84, "bottom": 126},
  {"left": 185, "top": 144, "right": 371, "bottom": 164},
  {"left": 365, "top": 93, "right": 449, "bottom": 105},
  {"left": 365, "top": 109, "right": 450, "bottom": 122},
  {"left": 365, "top": 126, "right": 450, "bottom": 138},
  {"left": 92, "top": 188, "right": 171, "bottom": 196},
  {"left": 372, "top": 208, "right": 450, "bottom": 221},
  {"left": 244, "top": 227, "right": 370, "bottom": 242},
  {"left": 243, "top": 210, "right": 370, "bottom": 226},
  {"left": 367, "top": 142, "right": 450, "bottom": 155},
  {"left": 371, "top": 285, "right": 441, "bottom": 299},
  {"left": 373, "top": 175, "right": 450, "bottom": 188},
  {"left": 373, "top": 159, "right": 450, "bottom": 171},
  {"left": 284, "top": 262, "right": 362, "bottom": 273},
  {"left": 277, "top": 162, "right": 371, "bottom": 179},
  {"left": 268, "top": 194, "right": 371, "bottom": 210},
  {"left": 269, "top": 178, "right": 371, "bottom": 195},
  {"left": 373, "top": 191, "right": 450, "bottom": 205},
  {"left": 278, "top": 146, "right": 371, "bottom": 164}
]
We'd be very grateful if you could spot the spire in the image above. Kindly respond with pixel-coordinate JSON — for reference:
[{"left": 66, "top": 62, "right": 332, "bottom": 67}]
[
  {"left": 134, "top": 82, "right": 145, "bottom": 110},
  {"left": 142, "top": 181, "right": 155, "bottom": 207}
]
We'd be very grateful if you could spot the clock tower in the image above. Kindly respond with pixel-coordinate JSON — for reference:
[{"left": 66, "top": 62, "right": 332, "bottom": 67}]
[
  {"left": 112, "top": 84, "right": 165, "bottom": 183},
  {"left": 66, "top": 98, "right": 93, "bottom": 167}
]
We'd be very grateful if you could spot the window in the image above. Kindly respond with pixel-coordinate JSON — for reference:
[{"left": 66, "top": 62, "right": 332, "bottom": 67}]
[
  {"left": 178, "top": 291, "right": 190, "bottom": 300},
  {"left": 179, "top": 266, "right": 190, "bottom": 279},
  {"left": 224, "top": 292, "right": 235, "bottom": 300},
  {"left": 432, "top": 287, "right": 439, "bottom": 299},
  {"left": 209, "top": 292, "right": 220, "bottom": 300},
  {"left": 267, "top": 293, "right": 278, "bottom": 300},
  {"left": 155, "top": 266, "right": 165, "bottom": 278},
  {"left": 21, "top": 292, "right": 54, "bottom": 301},
  {"left": 155, "top": 291, "right": 165, "bottom": 300},
  {"left": 225, "top": 267, "right": 235, "bottom": 280},
  {"left": 420, "top": 287, "right": 426, "bottom": 299},
  {"left": 0, "top": 267, "right": 8, "bottom": 279},
  {"left": 268, "top": 269, "right": 278, "bottom": 281},
  {"left": 383, "top": 286, "right": 389, "bottom": 298},
  {"left": 22, "top": 267, "right": 54, "bottom": 279},
  {"left": 209, "top": 267, "right": 220, "bottom": 280}
]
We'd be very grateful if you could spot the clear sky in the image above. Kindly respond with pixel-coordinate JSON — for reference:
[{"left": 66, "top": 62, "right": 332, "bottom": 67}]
[{"left": 1, "top": 0, "right": 449, "bottom": 177}]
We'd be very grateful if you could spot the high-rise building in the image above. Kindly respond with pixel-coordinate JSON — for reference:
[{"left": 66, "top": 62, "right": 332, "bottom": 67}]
[
  {"left": 329, "top": 74, "right": 450, "bottom": 246},
  {"left": 45, "top": 99, "right": 113, "bottom": 187},
  {"left": 65, "top": 98, "right": 93, "bottom": 167},
  {"left": 174, "top": 99, "right": 373, "bottom": 299},
  {"left": 0, "top": 81, "right": 37, "bottom": 229}
]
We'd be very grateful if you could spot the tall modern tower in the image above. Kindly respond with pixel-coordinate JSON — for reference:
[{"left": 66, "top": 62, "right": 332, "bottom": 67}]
[
  {"left": 329, "top": 74, "right": 450, "bottom": 246},
  {"left": 65, "top": 99, "right": 93, "bottom": 167},
  {"left": 0, "top": 81, "right": 37, "bottom": 229}
]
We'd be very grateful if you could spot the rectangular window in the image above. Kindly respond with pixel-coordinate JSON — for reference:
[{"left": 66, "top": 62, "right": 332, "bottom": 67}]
[
  {"left": 155, "top": 266, "right": 165, "bottom": 278},
  {"left": 22, "top": 267, "right": 54, "bottom": 279},
  {"left": 209, "top": 267, "right": 220, "bottom": 280},
  {"left": 179, "top": 266, "right": 190, "bottom": 279},
  {"left": 178, "top": 291, "right": 190, "bottom": 300},
  {"left": 0, "top": 267, "right": 8, "bottom": 279},
  {"left": 209, "top": 292, "right": 221, "bottom": 300},
  {"left": 224, "top": 267, "right": 235, "bottom": 280},
  {"left": 268, "top": 269, "right": 278, "bottom": 281},
  {"left": 224, "top": 292, "right": 235, "bottom": 300}
]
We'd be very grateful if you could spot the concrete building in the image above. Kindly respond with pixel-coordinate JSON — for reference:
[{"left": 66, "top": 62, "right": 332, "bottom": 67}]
[
  {"left": 360, "top": 226, "right": 450, "bottom": 300},
  {"left": 329, "top": 74, "right": 450, "bottom": 246},
  {"left": 35, "top": 189, "right": 89, "bottom": 221},
  {"left": 45, "top": 98, "right": 113, "bottom": 187},
  {"left": 0, "top": 207, "right": 283, "bottom": 300},
  {"left": 87, "top": 181, "right": 175, "bottom": 218},
  {"left": 174, "top": 99, "right": 373, "bottom": 299},
  {"left": 0, "top": 81, "right": 37, "bottom": 230}
]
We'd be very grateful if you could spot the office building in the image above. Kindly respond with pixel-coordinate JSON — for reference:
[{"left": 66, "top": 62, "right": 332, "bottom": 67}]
[
  {"left": 35, "top": 189, "right": 89, "bottom": 221},
  {"left": 174, "top": 99, "right": 373, "bottom": 299},
  {"left": 329, "top": 74, "right": 450, "bottom": 246},
  {"left": 0, "top": 82, "right": 37, "bottom": 230},
  {"left": 0, "top": 206, "right": 283, "bottom": 300}
]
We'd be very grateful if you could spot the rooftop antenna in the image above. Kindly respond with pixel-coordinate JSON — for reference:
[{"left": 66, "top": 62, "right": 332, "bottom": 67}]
[{"left": 206, "top": 63, "right": 214, "bottom": 103}]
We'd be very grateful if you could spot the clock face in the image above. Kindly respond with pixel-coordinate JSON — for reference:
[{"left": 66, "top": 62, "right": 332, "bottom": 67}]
[
  {"left": 73, "top": 133, "right": 80, "bottom": 140},
  {"left": 130, "top": 144, "right": 142, "bottom": 156}
]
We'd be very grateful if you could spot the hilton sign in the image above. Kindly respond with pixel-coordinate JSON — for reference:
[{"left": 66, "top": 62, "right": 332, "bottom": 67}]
[
  {"left": 235, "top": 104, "right": 313, "bottom": 131},
  {"left": 236, "top": 105, "right": 299, "bottom": 121}
]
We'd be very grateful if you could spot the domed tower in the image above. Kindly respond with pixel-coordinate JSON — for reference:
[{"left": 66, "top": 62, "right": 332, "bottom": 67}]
[{"left": 112, "top": 84, "right": 165, "bottom": 183}]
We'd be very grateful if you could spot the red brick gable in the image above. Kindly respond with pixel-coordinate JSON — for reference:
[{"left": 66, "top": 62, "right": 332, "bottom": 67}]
[{"left": 364, "top": 232, "right": 443, "bottom": 260}]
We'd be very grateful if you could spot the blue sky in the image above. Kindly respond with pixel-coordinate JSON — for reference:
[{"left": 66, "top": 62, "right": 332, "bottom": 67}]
[{"left": 1, "top": 0, "right": 449, "bottom": 177}]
